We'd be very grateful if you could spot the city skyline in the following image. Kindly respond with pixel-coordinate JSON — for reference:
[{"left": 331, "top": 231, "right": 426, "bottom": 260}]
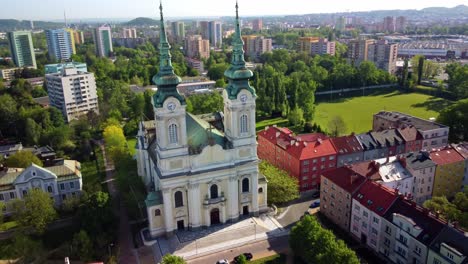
[{"left": 1, "top": 0, "right": 466, "bottom": 21}]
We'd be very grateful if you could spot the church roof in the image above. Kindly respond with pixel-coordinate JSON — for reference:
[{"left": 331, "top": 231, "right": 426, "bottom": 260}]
[
  {"left": 145, "top": 190, "right": 163, "bottom": 207},
  {"left": 187, "top": 113, "right": 226, "bottom": 154}
]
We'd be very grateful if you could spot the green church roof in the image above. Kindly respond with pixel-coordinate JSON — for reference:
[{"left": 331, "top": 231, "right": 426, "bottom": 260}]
[
  {"left": 145, "top": 190, "right": 163, "bottom": 207},
  {"left": 186, "top": 113, "right": 226, "bottom": 154}
]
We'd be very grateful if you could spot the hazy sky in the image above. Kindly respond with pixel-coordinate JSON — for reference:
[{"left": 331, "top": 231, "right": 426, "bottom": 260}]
[{"left": 1, "top": 0, "right": 466, "bottom": 20}]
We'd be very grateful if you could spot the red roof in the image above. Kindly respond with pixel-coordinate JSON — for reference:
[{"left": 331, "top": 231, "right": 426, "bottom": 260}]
[
  {"left": 348, "top": 161, "right": 381, "bottom": 180},
  {"left": 330, "top": 135, "right": 363, "bottom": 155},
  {"left": 397, "top": 126, "right": 423, "bottom": 142},
  {"left": 322, "top": 167, "right": 367, "bottom": 193},
  {"left": 257, "top": 126, "right": 293, "bottom": 145},
  {"left": 430, "top": 146, "right": 464, "bottom": 165},
  {"left": 353, "top": 181, "right": 398, "bottom": 216}
]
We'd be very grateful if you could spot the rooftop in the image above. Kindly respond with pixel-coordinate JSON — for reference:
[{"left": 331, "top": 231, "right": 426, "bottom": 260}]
[
  {"left": 430, "top": 146, "right": 464, "bottom": 166},
  {"left": 397, "top": 126, "right": 423, "bottom": 142},
  {"left": 374, "top": 111, "right": 447, "bottom": 131},
  {"left": 330, "top": 135, "right": 363, "bottom": 155},
  {"left": 404, "top": 151, "right": 436, "bottom": 170},
  {"left": 376, "top": 157, "right": 412, "bottom": 183},
  {"left": 322, "top": 167, "right": 367, "bottom": 194},
  {"left": 348, "top": 161, "right": 381, "bottom": 181},
  {"left": 355, "top": 133, "right": 378, "bottom": 150},
  {"left": 430, "top": 226, "right": 468, "bottom": 261},
  {"left": 353, "top": 181, "right": 398, "bottom": 216},
  {"left": 453, "top": 142, "right": 468, "bottom": 159},
  {"left": 370, "top": 129, "right": 404, "bottom": 147}
]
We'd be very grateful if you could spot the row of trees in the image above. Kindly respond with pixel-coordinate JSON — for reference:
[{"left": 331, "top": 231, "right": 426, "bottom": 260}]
[{"left": 423, "top": 191, "right": 468, "bottom": 229}]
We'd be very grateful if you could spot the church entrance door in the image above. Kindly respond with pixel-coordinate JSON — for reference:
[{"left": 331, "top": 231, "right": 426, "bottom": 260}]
[
  {"left": 210, "top": 208, "right": 220, "bottom": 225},
  {"left": 243, "top": 205, "right": 249, "bottom": 216},
  {"left": 177, "top": 220, "right": 184, "bottom": 230}
]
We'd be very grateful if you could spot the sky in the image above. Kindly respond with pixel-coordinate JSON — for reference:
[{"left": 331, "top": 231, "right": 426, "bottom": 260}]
[{"left": 1, "top": 0, "right": 466, "bottom": 21}]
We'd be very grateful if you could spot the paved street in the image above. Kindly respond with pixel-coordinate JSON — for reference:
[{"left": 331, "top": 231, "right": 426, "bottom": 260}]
[{"left": 277, "top": 197, "right": 320, "bottom": 228}]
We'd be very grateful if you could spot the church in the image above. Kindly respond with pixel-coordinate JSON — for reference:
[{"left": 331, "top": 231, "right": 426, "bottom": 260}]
[{"left": 136, "top": 2, "right": 268, "bottom": 237}]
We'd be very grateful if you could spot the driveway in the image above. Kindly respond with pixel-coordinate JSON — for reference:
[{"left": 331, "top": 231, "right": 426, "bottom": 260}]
[{"left": 276, "top": 197, "right": 319, "bottom": 228}]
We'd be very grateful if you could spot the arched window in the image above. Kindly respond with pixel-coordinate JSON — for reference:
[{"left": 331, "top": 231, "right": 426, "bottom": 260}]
[
  {"left": 258, "top": 187, "right": 263, "bottom": 193},
  {"left": 240, "top": 114, "right": 248, "bottom": 134},
  {"left": 242, "top": 178, "right": 249, "bottom": 193},
  {"left": 210, "top": 184, "right": 218, "bottom": 199},
  {"left": 174, "top": 191, "right": 183, "bottom": 207},
  {"left": 47, "top": 186, "right": 53, "bottom": 193},
  {"left": 155, "top": 209, "right": 161, "bottom": 216},
  {"left": 169, "top": 123, "right": 178, "bottom": 144}
]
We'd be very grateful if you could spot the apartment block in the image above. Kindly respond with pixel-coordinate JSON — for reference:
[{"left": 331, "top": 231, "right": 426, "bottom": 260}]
[
  {"left": 373, "top": 111, "right": 449, "bottom": 149},
  {"left": 347, "top": 39, "right": 374, "bottom": 66},
  {"left": 452, "top": 143, "right": 468, "bottom": 190},
  {"left": 242, "top": 35, "right": 272, "bottom": 61},
  {"left": 7, "top": 31, "right": 37, "bottom": 69},
  {"left": 430, "top": 146, "right": 465, "bottom": 198},
  {"left": 397, "top": 126, "right": 423, "bottom": 153},
  {"left": 184, "top": 35, "right": 210, "bottom": 59},
  {"left": 310, "top": 38, "right": 336, "bottom": 56},
  {"left": 121, "top": 28, "right": 137, "bottom": 38},
  {"left": 73, "top": 30, "right": 85, "bottom": 45},
  {"left": 427, "top": 226, "right": 468, "bottom": 264},
  {"left": 368, "top": 40, "right": 398, "bottom": 74},
  {"left": 0, "top": 67, "right": 21, "bottom": 81},
  {"left": 45, "top": 62, "right": 88, "bottom": 74},
  {"left": 383, "top": 16, "right": 396, "bottom": 33},
  {"left": 403, "top": 151, "right": 437, "bottom": 204},
  {"left": 46, "top": 66, "right": 99, "bottom": 122},
  {"left": 45, "top": 29, "right": 76, "bottom": 61},
  {"left": 171, "top": 22, "right": 185, "bottom": 41},
  {"left": 330, "top": 135, "right": 364, "bottom": 167},
  {"left": 297, "top": 37, "right": 320, "bottom": 54},
  {"left": 93, "top": 26, "right": 113, "bottom": 57},
  {"left": 252, "top": 19, "right": 263, "bottom": 31}
]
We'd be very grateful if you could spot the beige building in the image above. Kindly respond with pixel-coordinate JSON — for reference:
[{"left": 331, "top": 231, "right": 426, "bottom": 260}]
[
  {"left": 184, "top": 35, "right": 210, "bottom": 59},
  {"left": 368, "top": 40, "right": 398, "bottom": 74},
  {"left": 298, "top": 37, "right": 320, "bottom": 54},
  {"left": 122, "top": 28, "right": 137, "bottom": 38},
  {"left": 46, "top": 66, "right": 99, "bottom": 122},
  {"left": 347, "top": 39, "right": 374, "bottom": 66},
  {"left": 310, "top": 38, "right": 336, "bottom": 56},
  {"left": 0, "top": 67, "right": 20, "bottom": 81},
  {"left": 242, "top": 35, "right": 272, "bottom": 61}
]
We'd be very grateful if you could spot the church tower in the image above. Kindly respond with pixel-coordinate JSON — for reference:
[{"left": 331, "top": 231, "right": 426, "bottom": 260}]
[
  {"left": 223, "top": 2, "right": 257, "bottom": 149},
  {"left": 152, "top": 2, "right": 189, "bottom": 177}
]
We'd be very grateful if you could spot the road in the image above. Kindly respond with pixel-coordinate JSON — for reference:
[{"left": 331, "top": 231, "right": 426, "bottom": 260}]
[{"left": 187, "top": 236, "right": 290, "bottom": 264}]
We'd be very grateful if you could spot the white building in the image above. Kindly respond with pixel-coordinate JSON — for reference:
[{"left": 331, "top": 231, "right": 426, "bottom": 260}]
[
  {"left": 136, "top": 3, "right": 267, "bottom": 238},
  {"left": 46, "top": 66, "right": 99, "bottom": 122},
  {"left": 376, "top": 157, "right": 414, "bottom": 197}
]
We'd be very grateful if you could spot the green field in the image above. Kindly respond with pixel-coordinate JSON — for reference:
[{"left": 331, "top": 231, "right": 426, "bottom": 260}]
[{"left": 314, "top": 91, "right": 453, "bottom": 134}]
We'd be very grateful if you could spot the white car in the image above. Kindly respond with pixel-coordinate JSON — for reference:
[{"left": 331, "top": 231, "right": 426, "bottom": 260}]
[{"left": 216, "top": 260, "right": 229, "bottom": 264}]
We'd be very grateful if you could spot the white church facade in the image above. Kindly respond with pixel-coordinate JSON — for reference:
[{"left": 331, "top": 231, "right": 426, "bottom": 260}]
[{"left": 136, "top": 3, "right": 268, "bottom": 237}]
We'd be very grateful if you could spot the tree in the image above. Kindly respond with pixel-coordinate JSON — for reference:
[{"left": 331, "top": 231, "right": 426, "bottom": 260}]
[
  {"left": 72, "top": 230, "right": 94, "bottom": 261},
  {"left": 328, "top": 115, "right": 347, "bottom": 137},
  {"left": 161, "top": 254, "right": 186, "bottom": 264},
  {"left": 236, "top": 254, "right": 248, "bottom": 264},
  {"left": 25, "top": 118, "right": 42, "bottom": 145},
  {"left": 4, "top": 151, "right": 43, "bottom": 168},
  {"left": 0, "top": 202, "right": 4, "bottom": 224},
  {"left": 259, "top": 161, "right": 299, "bottom": 205},
  {"left": 103, "top": 125, "right": 127, "bottom": 162},
  {"left": 207, "top": 63, "right": 229, "bottom": 81},
  {"left": 0, "top": 94, "right": 18, "bottom": 135},
  {"left": 437, "top": 99, "right": 468, "bottom": 142},
  {"left": 288, "top": 107, "right": 304, "bottom": 127},
  {"left": 12, "top": 189, "right": 57, "bottom": 234},
  {"left": 290, "top": 215, "right": 359, "bottom": 264},
  {"left": 9, "top": 233, "right": 44, "bottom": 263},
  {"left": 79, "top": 191, "right": 115, "bottom": 237}
]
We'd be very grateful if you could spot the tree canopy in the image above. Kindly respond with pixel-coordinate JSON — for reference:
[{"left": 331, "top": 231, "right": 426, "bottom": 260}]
[
  {"left": 161, "top": 254, "right": 186, "bottom": 264},
  {"left": 437, "top": 99, "right": 468, "bottom": 142},
  {"left": 3, "top": 151, "right": 43, "bottom": 168},
  {"left": 259, "top": 161, "right": 299, "bottom": 205},
  {"left": 423, "top": 191, "right": 468, "bottom": 229}
]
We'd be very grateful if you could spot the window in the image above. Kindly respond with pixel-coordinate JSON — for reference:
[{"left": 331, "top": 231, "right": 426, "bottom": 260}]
[
  {"left": 258, "top": 187, "right": 263, "bottom": 193},
  {"left": 242, "top": 178, "right": 249, "bottom": 193},
  {"left": 210, "top": 185, "right": 218, "bottom": 199},
  {"left": 240, "top": 114, "right": 248, "bottom": 134},
  {"left": 10, "top": 192, "right": 15, "bottom": 199},
  {"left": 22, "top": 190, "right": 27, "bottom": 196},
  {"left": 175, "top": 191, "right": 183, "bottom": 207},
  {"left": 447, "top": 252, "right": 454, "bottom": 260},
  {"left": 384, "top": 237, "right": 390, "bottom": 246},
  {"left": 155, "top": 209, "right": 161, "bottom": 216},
  {"left": 70, "top": 182, "right": 75, "bottom": 189},
  {"left": 363, "top": 211, "right": 368, "bottom": 217},
  {"left": 0, "top": 194, "right": 3, "bottom": 200},
  {"left": 169, "top": 123, "right": 178, "bottom": 144},
  {"left": 355, "top": 205, "right": 360, "bottom": 211},
  {"left": 399, "top": 234, "right": 408, "bottom": 245},
  {"left": 370, "top": 239, "right": 376, "bottom": 246},
  {"left": 329, "top": 156, "right": 335, "bottom": 160},
  {"left": 47, "top": 186, "right": 53, "bottom": 193},
  {"left": 385, "top": 225, "right": 391, "bottom": 235},
  {"left": 60, "top": 183, "right": 65, "bottom": 190},
  {"left": 371, "top": 228, "right": 378, "bottom": 235},
  {"left": 321, "top": 157, "right": 326, "bottom": 162},
  {"left": 373, "top": 217, "right": 379, "bottom": 224},
  {"left": 434, "top": 259, "right": 442, "bottom": 264},
  {"left": 362, "top": 222, "right": 367, "bottom": 228},
  {"left": 303, "top": 160, "right": 309, "bottom": 165}
]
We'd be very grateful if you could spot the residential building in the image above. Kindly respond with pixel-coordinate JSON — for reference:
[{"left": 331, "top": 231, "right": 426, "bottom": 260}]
[
  {"left": 395, "top": 16, "right": 407, "bottom": 32},
  {"left": 321, "top": 167, "right": 367, "bottom": 231},
  {"left": 404, "top": 151, "right": 437, "bottom": 204},
  {"left": 367, "top": 40, "right": 398, "bottom": 74},
  {"left": 453, "top": 143, "right": 468, "bottom": 190},
  {"left": 370, "top": 129, "right": 405, "bottom": 157},
  {"left": 347, "top": 39, "right": 373, "bottom": 66},
  {"left": 122, "top": 28, "right": 137, "bottom": 38},
  {"left": 310, "top": 38, "right": 336, "bottom": 56},
  {"left": 0, "top": 160, "right": 82, "bottom": 214},
  {"left": 136, "top": 3, "right": 267, "bottom": 238},
  {"left": 93, "top": 26, "right": 113, "bottom": 57},
  {"left": 383, "top": 16, "right": 396, "bottom": 32},
  {"left": 252, "top": 19, "right": 263, "bottom": 31},
  {"left": 199, "top": 21, "right": 210, "bottom": 40},
  {"left": 0, "top": 67, "right": 21, "bottom": 81},
  {"left": 184, "top": 35, "right": 210, "bottom": 59},
  {"left": 208, "top": 21, "right": 222, "bottom": 48},
  {"left": 113, "top": 37, "right": 145, "bottom": 49},
  {"left": 242, "top": 35, "right": 272, "bottom": 61},
  {"left": 257, "top": 126, "right": 337, "bottom": 192},
  {"left": 356, "top": 132, "right": 388, "bottom": 160},
  {"left": 379, "top": 199, "right": 446, "bottom": 264},
  {"left": 185, "top": 57, "right": 204, "bottom": 73},
  {"left": 73, "top": 30, "right": 85, "bottom": 45},
  {"left": 7, "top": 31, "right": 37, "bottom": 69},
  {"left": 373, "top": 111, "right": 449, "bottom": 149},
  {"left": 298, "top": 37, "right": 320, "bottom": 54},
  {"left": 46, "top": 29, "right": 76, "bottom": 61},
  {"left": 0, "top": 143, "right": 23, "bottom": 159},
  {"left": 171, "top": 22, "right": 185, "bottom": 41},
  {"left": 427, "top": 226, "right": 468, "bottom": 264},
  {"left": 397, "top": 126, "right": 423, "bottom": 153},
  {"left": 336, "top": 16, "right": 346, "bottom": 31},
  {"left": 350, "top": 181, "right": 398, "bottom": 251},
  {"left": 45, "top": 62, "right": 87, "bottom": 74},
  {"left": 430, "top": 146, "right": 465, "bottom": 198},
  {"left": 376, "top": 156, "right": 414, "bottom": 197},
  {"left": 330, "top": 135, "right": 364, "bottom": 167},
  {"left": 46, "top": 66, "right": 99, "bottom": 122}
]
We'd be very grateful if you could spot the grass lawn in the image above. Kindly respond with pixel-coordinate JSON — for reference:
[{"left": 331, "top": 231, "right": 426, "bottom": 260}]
[
  {"left": 256, "top": 117, "right": 289, "bottom": 131},
  {"left": 314, "top": 91, "right": 453, "bottom": 134},
  {"left": 81, "top": 145, "right": 106, "bottom": 193},
  {"left": 250, "top": 254, "right": 287, "bottom": 264},
  {"left": 126, "top": 138, "right": 137, "bottom": 156}
]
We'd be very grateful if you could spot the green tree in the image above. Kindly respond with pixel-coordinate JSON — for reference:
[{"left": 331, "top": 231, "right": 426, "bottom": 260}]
[
  {"left": 103, "top": 125, "right": 127, "bottom": 162},
  {"left": 207, "top": 63, "right": 229, "bottom": 81},
  {"left": 328, "top": 115, "right": 347, "bottom": 137},
  {"left": 0, "top": 202, "right": 4, "bottom": 224},
  {"left": 25, "top": 118, "right": 42, "bottom": 145},
  {"left": 437, "top": 99, "right": 468, "bottom": 142},
  {"left": 12, "top": 189, "right": 57, "bottom": 234},
  {"left": 4, "top": 151, "right": 43, "bottom": 168},
  {"left": 259, "top": 161, "right": 299, "bottom": 205},
  {"left": 0, "top": 94, "right": 18, "bottom": 135},
  {"left": 79, "top": 191, "right": 115, "bottom": 237},
  {"left": 236, "top": 254, "right": 248, "bottom": 264},
  {"left": 161, "top": 254, "right": 186, "bottom": 264},
  {"left": 72, "top": 230, "right": 94, "bottom": 261},
  {"left": 10, "top": 233, "right": 44, "bottom": 263},
  {"left": 288, "top": 107, "right": 304, "bottom": 127}
]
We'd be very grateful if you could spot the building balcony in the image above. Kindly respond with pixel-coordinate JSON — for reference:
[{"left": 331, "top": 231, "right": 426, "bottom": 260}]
[{"left": 203, "top": 194, "right": 226, "bottom": 206}]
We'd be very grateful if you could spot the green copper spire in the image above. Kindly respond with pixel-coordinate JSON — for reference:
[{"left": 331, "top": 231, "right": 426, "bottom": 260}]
[
  {"left": 224, "top": 1, "right": 255, "bottom": 100},
  {"left": 152, "top": 1, "right": 185, "bottom": 107}
]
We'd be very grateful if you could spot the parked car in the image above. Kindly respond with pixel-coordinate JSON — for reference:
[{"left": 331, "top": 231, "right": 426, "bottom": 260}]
[
  {"left": 310, "top": 200, "right": 320, "bottom": 208},
  {"left": 234, "top": 253, "right": 253, "bottom": 263},
  {"left": 216, "top": 259, "right": 229, "bottom": 264}
]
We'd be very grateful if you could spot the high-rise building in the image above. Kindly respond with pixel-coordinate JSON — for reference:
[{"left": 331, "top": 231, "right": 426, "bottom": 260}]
[
  {"left": 199, "top": 21, "right": 210, "bottom": 40},
  {"left": 46, "top": 65, "right": 99, "bottom": 122},
  {"left": 184, "top": 35, "right": 210, "bottom": 59},
  {"left": 45, "top": 29, "right": 76, "bottom": 61},
  {"left": 93, "top": 26, "right": 113, "bottom": 57},
  {"left": 45, "top": 61, "right": 87, "bottom": 74},
  {"left": 7, "top": 31, "right": 37, "bottom": 69},
  {"left": 242, "top": 35, "right": 272, "bottom": 61},
  {"left": 310, "top": 38, "right": 336, "bottom": 56},
  {"left": 336, "top": 16, "right": 346, "bottom": 31},
  {"left": 208, "top": 21, "right": 222, "bottom": 48},
  {"left": 252, "top": 19, "right": 263, "bottom": 32},
  {"left": 367, "top": 40, "right": 398, "bottom": 73},
  {"left": 73, "top": 30, "right": 85, "bottom": 45},
  {"left": 395, "top": 16, "right": 407, "bottom": 32},
  {"left": 171, "top": 22, "right": 185, "bottom": 41},
  {"left": 122, "top": 28, "right": 137, "bottom": 38},
  {"left": 383, "top": 16, "right": 396, "bottom": 32},
  {"left": 347, "top": 39, "right": 374, "bottom": 66},
  {"left": 297, "top": 37, "right": 320, "bottom": 53}
]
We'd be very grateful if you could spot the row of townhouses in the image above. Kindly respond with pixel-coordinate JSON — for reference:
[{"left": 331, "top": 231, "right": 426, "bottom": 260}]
[{"left": 321, "top": 168, "right": 468, "bottom": 264}]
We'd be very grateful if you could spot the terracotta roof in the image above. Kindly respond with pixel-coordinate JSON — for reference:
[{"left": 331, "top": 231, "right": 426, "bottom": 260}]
[
  {"left": 353, "top": 181, "right": 398, "bottom": 216},
  {"left": 322, "top": 167, "right": 367, "bottom": 193},
  {"left": 384, "top": 199, "right": 446, "bottom": 246},
  {"left": 257, "top": 126, "right": 293, "bottom": 146},
  {"left": 287, "top": 138, "right": 337, "bottom": 160},
  {"left": 397, "top": 126, "right": 423, "bottom": 142},
  {"left": 330, "top": 135, "right": 363, "bottom": 155},
  {"left": 348, "top": 161, "right": 381, "bottom": 180},
  {"left": 430, "top": 146, "right": 464, "bottom": 165}
]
